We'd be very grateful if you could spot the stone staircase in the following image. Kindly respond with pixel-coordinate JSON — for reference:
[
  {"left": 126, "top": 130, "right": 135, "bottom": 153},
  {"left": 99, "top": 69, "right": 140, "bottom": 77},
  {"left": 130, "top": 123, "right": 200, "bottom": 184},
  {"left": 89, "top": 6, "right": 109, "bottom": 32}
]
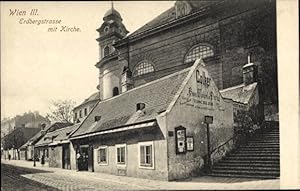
[{"left": 209, "top": 126, "right": 280, "bottom": 179}]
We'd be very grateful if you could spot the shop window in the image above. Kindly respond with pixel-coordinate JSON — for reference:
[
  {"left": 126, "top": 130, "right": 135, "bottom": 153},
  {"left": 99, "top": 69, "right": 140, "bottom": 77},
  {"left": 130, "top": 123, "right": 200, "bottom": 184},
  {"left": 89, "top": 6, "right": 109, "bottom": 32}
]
[
  {"left": 84, "top": 108, "right": 88, "bottom": 116},
  {"left": 97, "top": 146, "right": 108, "bottom": 165},
  {"left": 138, "top": 141, "right": 154, "bottom": 169},
  {"left": 184, "top": 44, "right": 214, "bottom": 64},
  {"left": 116, "top": 144, "right": 126, "bottom": 166},
  {"left": 133, "top": 61, "right": 154, "bottom": 77},
  {"left": 104, "top": 46, "right": 110, "bottom": 57}
]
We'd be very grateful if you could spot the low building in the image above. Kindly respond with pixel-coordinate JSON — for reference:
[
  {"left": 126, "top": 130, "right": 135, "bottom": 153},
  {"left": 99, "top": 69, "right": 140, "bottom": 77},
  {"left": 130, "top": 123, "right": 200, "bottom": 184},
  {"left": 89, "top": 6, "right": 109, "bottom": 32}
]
[
  {"left": 73, "top": 92, "right": 100, "bottom": 123},
  {"left": 48, "top": 124, "right": 79, "bottom": 169},
  {"left": 33, "top": 122, "right": 72, "bottom": 165},
  {"left": 68, "top": 60, "right": 248, "bottom": 181},
  {"left": 2, "top": 127, "right": 41, "bottom": 160}
]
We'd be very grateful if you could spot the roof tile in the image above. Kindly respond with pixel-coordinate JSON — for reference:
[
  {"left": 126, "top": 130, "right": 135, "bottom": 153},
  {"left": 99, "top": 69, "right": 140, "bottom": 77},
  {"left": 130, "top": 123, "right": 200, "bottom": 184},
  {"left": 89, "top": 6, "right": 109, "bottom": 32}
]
[{"left": 71, "top": 69, "right": 189, "bottom": 138}]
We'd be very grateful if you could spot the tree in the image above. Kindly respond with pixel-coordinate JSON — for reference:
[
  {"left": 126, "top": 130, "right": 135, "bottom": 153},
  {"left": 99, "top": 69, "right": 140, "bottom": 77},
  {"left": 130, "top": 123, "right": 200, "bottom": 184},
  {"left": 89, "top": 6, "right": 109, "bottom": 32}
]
[
  {"left": 233, "top": 106, "right": 260, "bottom": 146},
  {"left": 46, "top": 99, "right": 76, "bottom": 123}
]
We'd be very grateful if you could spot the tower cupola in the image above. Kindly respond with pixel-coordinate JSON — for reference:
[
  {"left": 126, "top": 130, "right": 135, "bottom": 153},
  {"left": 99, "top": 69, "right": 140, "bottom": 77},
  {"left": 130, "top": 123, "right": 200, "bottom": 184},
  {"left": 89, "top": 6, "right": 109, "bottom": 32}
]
[{"left": 95, "top": 2, "right": 129, "bottom": 101}]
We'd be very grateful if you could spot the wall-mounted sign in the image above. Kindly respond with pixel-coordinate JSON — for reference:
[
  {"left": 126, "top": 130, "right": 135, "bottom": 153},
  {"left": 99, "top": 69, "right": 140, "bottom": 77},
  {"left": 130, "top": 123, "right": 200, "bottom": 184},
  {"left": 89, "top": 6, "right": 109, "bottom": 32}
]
[
  {"left": 186, "top": 136, "right": 194, "bottom": 151},
  {"left": 175, "top": 126, "right": 186, "bottom": 154}
]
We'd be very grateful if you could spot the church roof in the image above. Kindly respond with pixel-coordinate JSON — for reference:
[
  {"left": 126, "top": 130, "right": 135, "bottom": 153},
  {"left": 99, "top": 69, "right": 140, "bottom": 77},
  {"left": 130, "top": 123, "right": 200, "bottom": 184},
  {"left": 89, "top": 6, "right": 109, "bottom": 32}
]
[
  {"left": 127, "top": 1, "right": 220, "bottom": 38},
  {"left": 220, "top": 83, "right": 258, "bottom": 104},
  {"left": 71, "top": 68, "right": 190, "bottom": 138}
]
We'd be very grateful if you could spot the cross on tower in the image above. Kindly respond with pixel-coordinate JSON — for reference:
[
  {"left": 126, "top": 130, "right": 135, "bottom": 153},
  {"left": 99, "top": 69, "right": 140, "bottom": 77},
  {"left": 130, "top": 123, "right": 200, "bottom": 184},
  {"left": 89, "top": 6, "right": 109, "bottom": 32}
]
[{"left": 248, "top": 54, "right": 251, "bottom": 64}]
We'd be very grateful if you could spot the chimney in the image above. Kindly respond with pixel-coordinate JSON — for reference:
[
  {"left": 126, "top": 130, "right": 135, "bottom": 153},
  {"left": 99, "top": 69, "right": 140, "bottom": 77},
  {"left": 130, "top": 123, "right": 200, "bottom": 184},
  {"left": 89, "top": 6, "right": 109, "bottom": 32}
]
[
  {"left": 40, "top": 123, "right": 46, "bottom": 130},
  {"left": 121, "top": 66, "right": 133, "bottom": 93},
  {"left": 136, "top": 103, "right": 146, "bottom": 111},
  {"left": 94, "top": 116, "right": 101, "bottom": 122},
  {"left": 243, "top": 55, "right": 258, "bottom": 85}
]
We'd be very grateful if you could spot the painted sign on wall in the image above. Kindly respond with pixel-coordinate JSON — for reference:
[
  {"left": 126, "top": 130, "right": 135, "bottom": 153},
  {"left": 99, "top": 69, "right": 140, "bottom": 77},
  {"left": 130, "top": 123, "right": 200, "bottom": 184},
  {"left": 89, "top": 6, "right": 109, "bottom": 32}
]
[{"left": 180, "top": 65, "right": 222, "bottom": 110}]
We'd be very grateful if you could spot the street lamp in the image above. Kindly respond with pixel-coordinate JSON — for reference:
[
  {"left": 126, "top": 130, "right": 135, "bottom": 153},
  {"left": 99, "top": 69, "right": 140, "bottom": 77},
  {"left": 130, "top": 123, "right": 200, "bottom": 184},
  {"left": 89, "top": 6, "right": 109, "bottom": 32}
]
[
  {"left": 33, "top": 145, "right": 36, "bottom": 167},
  {"left": 204, "top": 116, "right": 213, "bottom": 172}
]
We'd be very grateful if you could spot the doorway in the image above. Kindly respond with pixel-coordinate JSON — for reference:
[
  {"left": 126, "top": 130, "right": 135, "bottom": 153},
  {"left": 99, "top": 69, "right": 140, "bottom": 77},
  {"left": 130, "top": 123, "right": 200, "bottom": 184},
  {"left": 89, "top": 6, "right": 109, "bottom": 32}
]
[
  {"left": 78, "top": 146, "right": 89, "bottom": 171},
  {"left": 62, "top": 144, "right": 71, "bottom": 169}
]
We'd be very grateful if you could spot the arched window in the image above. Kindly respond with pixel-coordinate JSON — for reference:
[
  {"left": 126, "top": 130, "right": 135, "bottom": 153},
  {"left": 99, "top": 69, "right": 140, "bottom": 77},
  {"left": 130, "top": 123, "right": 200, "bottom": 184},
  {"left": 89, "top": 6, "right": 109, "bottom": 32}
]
[
  {"left": 133, "top": 61, "right": 155, "bottom": 77},
  {"left": 113, "top": 87, "right": 119, "bottom": 96},
  {"left": 184, "top": 44, "right": 214, "bottom": 64},
  {"left": 104, "top": 46, "right": 110, "bottom": 57}
]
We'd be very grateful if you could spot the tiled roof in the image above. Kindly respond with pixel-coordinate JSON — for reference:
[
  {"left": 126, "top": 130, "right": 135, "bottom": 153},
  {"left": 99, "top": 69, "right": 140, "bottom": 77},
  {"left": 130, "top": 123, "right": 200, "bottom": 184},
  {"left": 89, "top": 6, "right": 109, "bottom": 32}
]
[
  {"left": 71, "top": 68, "right": 190, "bottom": 138},
  {"left": 35, "top": 124, "right": 79, "bottom": 147},
  {"left": 220, "top": 83, "right": 258, "bottom": 104},
  {"left": 19, "top": 122, "right": 71, "bottom": 149},
  {"left": 128, "top": 7, "right": 176, "bottom": 37},
  {"left": 127, "top": 1, "right": 220, "bottom": 38}
]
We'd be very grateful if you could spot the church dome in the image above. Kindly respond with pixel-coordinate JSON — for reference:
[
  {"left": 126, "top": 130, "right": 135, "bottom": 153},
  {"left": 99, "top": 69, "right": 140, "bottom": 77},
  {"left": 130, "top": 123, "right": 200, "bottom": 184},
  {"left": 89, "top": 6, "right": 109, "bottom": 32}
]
[{"left": 104, "top": 8, "right": 122, "bottom": 20}]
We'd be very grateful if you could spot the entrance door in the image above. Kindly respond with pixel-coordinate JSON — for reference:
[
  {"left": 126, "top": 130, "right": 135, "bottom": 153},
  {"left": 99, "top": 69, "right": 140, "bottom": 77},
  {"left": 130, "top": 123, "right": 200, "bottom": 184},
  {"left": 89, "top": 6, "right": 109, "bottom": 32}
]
[
  {"left": 62, "top": 144, "right": 71, "bottom": 169},
  {"left": 79, "top": 146, "right": 89, "bottom": 171}
]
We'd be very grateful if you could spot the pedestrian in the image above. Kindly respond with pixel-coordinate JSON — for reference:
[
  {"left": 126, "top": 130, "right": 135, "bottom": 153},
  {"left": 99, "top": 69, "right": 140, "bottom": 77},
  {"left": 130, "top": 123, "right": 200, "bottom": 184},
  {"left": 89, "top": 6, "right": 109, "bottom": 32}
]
[
  {"left": 76, "top": 152, "right": 81, "bottom": 171},
  {"left": 41, "top": 154, "right": 45, "bottom": 166}
]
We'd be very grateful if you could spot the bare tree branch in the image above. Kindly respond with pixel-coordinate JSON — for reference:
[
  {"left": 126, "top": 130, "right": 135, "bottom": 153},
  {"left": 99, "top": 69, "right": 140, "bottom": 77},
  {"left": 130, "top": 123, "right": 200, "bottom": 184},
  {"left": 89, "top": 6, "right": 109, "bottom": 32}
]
[{"left": 46, "top": 99, "right": 76, "bottom": 123}]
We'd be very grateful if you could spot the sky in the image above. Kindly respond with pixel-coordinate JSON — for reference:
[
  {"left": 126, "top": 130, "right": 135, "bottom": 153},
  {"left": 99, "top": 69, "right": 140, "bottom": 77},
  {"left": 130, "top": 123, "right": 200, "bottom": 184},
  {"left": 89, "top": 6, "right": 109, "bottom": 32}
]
[{"left": 1, "top": 1, "right": 175, "bottom": 119}]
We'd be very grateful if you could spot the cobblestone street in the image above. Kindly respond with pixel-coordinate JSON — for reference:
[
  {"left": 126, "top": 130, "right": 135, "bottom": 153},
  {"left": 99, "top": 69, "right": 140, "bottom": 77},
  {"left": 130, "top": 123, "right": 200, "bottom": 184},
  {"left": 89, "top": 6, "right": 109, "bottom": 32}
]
[{"left": 1, "top": 160, "right": 282, "bottom": 190}]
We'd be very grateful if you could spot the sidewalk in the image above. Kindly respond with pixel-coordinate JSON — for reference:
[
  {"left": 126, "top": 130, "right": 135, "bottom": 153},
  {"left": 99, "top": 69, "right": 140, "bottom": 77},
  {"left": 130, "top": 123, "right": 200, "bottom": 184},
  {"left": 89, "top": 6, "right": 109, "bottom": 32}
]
[{"left": 2, "top": 159, "right": 281, "bottom": 190}]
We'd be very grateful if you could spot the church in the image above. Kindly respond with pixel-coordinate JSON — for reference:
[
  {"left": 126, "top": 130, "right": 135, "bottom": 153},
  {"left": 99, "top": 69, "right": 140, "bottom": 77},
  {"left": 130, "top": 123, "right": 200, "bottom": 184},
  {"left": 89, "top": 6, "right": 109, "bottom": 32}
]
[{"left": 68, "top": 0, "right": 278, "bottom": 181}]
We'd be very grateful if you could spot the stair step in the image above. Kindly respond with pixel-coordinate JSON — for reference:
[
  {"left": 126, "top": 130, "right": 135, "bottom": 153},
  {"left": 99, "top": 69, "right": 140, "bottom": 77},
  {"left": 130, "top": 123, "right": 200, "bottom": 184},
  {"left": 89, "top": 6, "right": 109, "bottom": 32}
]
[
  {"left": 248, "top": 138, "right": 279, "bottom": 140},
  {"left": 229, "top": 153, "right": 279, "bottom": 157},
  {"left": 216, "top": 162, "right": 279, "bottom": 168},
  {"left": 238, "top": 147, "right": 279, "bottom": 151},
  {"left": 234, "top": 151, "right": 279, "bottom": 155},
  {"left": 205, "top": 124, "right": 281, "bottom": 179},
  {"left": 247, "top": 142, "right": 279, "bottom": 145},
  {"left": 213, "top": 166, "right": 279, "bottom": 171},
  {"left": 219, "top": 160, "right": 279, "bottom": 164},
  {"left": 240, "top": 145, "right": 279, "bottom": 149},
  {"left": 246, "top": 142, "right": 279, "bottom": 145},
  {"left": 211, "top": 169, "right": 280, "bottom": 176},
  {"left": 224, "top": 156, "right": 279, "bottom": 161},
  {"left": 208, "top": 173, "right": 279, "bottom": 179}
]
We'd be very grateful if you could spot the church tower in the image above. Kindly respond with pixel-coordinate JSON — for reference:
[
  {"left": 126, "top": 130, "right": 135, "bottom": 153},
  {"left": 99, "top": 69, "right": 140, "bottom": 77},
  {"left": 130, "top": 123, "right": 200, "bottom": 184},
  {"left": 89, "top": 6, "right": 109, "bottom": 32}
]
[{"left": 96, "top": 3, "right": 129, "bottom": 100}]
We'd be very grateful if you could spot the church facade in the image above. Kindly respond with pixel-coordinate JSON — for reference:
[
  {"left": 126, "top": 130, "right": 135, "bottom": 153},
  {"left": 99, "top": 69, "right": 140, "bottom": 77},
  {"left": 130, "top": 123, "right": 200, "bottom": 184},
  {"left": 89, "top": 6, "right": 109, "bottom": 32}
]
[
  {"left": 95, "top": 0, "right": 277, "bottom": 108},
  {"left": 68, "top": 0, "right": 278, "bottom": 181}
]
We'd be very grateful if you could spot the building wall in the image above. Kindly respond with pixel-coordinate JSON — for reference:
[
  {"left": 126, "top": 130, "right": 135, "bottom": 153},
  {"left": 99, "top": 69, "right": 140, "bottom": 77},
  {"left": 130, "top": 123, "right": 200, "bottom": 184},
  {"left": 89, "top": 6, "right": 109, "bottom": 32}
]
[
  {"left": 20, "top": 150, "right": 26, "bottom": 160},
  {"left": 165, "top": 62, "right": 234, "bottom": 180},
  {"left": 88, "top": 126, "right": 168, "bottom": 180},
  {"left": 73, "top": 100, "right": 99, "bottom": 123},
  {"left": 49, "top": 145, "right": 63, "bottom": 168},
  {"left": 101, "top": 61, "right": 123, "bottom": 100},
  {"left": 26, "top": 145, "right": 34, "bottom": 160},
  {"left": 70, "top": 141, "right": 77, "bottom": 170}
]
